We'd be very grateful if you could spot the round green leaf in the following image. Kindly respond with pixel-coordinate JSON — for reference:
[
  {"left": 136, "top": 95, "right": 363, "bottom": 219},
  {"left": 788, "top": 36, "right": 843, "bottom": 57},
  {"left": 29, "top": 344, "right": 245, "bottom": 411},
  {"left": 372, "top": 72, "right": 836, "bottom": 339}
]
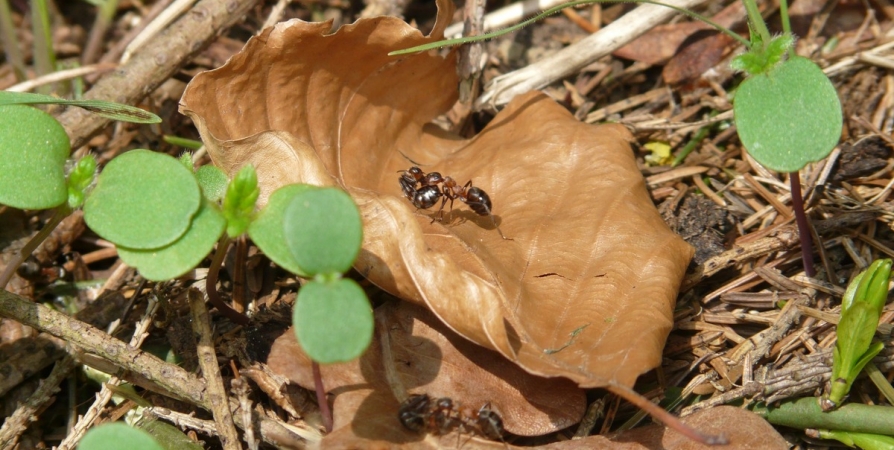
[
  {"left": 117, "top": 200, "right": 226, "bottom": 281},
  {"left": 79, "top": 422, "right": 163, "bottom": 450},
  {"left": 734, "top": 56, "right": 842, "bottom": 172},
  {"left": 283, "top": 188, "right": 363, "bottom": 275},
  {"left": 84, "top": 150, "right": 201, "bottom": 249},
  {"left": 293, "top": 278, "right": 373, "bottom": 363},
  {"left": 195, "top": 165, "right": 228, "bottom": 203},
  {"left": 0, "top": 104, "right": 70, "bottom": 209},
  {"left": 248, "top": 184, "right": 317, "bottom": 277}
]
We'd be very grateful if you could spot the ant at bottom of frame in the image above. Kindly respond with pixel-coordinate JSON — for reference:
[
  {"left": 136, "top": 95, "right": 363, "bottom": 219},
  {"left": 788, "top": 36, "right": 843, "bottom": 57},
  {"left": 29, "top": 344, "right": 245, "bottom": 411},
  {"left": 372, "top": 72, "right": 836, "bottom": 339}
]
[{"left": 398, "top": 393, "right": 507, "bottom": 446}]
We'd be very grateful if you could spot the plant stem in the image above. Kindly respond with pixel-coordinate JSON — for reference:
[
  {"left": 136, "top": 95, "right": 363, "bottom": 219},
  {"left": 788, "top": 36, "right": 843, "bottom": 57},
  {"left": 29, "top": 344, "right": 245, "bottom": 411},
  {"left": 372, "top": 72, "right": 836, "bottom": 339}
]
[
  {"left": 30, "top": 0, "right": 57, "bottom": 95},
  {"left": 741, "top": 0, "right": 771, "bottom": 46},
  {"left": 0, "top": 0, "right": 27, "bottom": 81},
  {"left": 779, "top": 0, "right": 791, "bottom": 37},
  {"left": 790, "top": 171, "right": 815, "bottom": 277},
  {"left": 205, "top": 235, "right": 249, "bottom": 325},
  {"left": 313, "top": 361, "right": 333, "bottom": 432},
  {"left": 753, "top": 397, "right": 894, "bottom": 435},
  {"left": 0, "top": 206, "right": 69, "bottom": 290}
]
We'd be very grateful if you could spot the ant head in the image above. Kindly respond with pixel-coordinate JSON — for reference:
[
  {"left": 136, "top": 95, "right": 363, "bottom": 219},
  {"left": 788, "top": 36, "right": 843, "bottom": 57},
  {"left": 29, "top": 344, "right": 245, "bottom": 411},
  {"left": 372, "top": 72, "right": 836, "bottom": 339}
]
[{"left": 423, "top": 172, "right": 444, "bottom": 185}]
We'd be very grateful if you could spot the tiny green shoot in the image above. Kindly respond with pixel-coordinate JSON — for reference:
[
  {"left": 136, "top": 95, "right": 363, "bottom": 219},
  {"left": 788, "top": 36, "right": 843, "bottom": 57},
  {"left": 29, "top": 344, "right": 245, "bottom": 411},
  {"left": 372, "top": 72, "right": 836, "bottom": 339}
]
[
  {"left": 822, "top": 259, "right": 892, "bottom": 411},
  {"left": 222, "top": 165, "right": 260, "bottom": 237}
]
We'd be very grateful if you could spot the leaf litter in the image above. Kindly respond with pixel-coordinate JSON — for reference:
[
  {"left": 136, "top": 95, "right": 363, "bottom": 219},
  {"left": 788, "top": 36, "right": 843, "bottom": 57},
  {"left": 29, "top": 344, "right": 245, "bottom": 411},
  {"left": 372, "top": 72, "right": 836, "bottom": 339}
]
[{"left": 4, "top": 0, "right": 894, "bottom": 448}]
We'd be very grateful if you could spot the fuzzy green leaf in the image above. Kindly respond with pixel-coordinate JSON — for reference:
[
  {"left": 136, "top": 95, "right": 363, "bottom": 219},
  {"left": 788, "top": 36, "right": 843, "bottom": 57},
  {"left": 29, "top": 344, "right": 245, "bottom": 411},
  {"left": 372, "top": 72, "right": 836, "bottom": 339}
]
[
  {"left": 282, "top": 188, "right": 363, "bottom": 276},
  {"left": 84, "top": 150, "right": 201, "bottom": 249},
  {"left": 734, "top": 56, "right": 842, "bottom": 172},
  {"left": 195, "top": 165, "right": 228, "bottom": 203},
  {"left": 247, "top": 184, "right": 316, "bottom": 277},
  {"left": 0, "top": 104, "right": 70, "bottom": 209},
  {"left": 117, "top": 200, "right": 225, "bottom": 281},
  {"left": 293, "top": 278, "right": 373, "bottom": 363}
]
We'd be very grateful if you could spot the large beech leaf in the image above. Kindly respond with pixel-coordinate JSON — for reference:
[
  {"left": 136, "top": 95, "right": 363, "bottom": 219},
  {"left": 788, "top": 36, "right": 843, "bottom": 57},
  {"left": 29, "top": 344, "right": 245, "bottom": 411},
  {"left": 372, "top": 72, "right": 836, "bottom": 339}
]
[{"left": 180, "top": 1, "right": 693, "bottom": 389}]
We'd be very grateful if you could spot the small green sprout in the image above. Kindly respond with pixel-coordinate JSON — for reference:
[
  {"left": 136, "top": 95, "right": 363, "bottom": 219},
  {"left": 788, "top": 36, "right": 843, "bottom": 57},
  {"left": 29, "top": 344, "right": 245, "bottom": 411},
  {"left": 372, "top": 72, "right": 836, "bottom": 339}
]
[
  {"left": 222, "top": 165, "right": 260, "bottom": 237},
  {"left": 822, "top": 259, "right": 892, "bottom": 411},
  {"left": 67, "top": 155, "right": 97, "bottom": 209},
  {"left": 809, "top": 429, "right": 894, "bottom": 450}
]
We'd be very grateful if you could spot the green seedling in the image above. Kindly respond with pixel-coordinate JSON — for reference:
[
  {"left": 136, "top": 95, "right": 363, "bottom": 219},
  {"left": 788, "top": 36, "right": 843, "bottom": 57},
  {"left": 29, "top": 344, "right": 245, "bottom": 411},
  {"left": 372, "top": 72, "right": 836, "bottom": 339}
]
[{"left": 822, "top": 259, "right": 892, "bottom": 411}]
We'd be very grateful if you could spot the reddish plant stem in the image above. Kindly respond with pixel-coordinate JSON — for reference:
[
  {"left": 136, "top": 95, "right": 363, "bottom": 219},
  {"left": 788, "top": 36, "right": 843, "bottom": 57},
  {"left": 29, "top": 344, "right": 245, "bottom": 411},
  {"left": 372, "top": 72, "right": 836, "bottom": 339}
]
[
  {"left": 205, "top": 236, "right": 249, "bottom": 325},
  {"left": 607, "top": 383, "right": 727, "bottom": 445},
  {"left": 313, "top": 361, "right": 333, "bottom": 432},
  {"left": 790, "top": 172, "right": 816, "bottom": 277}
]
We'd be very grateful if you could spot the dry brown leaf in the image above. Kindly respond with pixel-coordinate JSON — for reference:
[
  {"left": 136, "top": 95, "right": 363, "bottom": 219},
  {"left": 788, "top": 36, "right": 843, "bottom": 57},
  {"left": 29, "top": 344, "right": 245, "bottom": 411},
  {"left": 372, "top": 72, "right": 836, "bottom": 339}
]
[
  {"left": 613, "top": 2, "right": 744, "bottom": 66},
  {"left": 542, "top": 406, "right": 787, "bottom": 450},
  {"left": 268, "top": 300, "right": 584, "bottom": 443},
  {"left": 180, "top": 0, "right": 692, "bottom": 390}
]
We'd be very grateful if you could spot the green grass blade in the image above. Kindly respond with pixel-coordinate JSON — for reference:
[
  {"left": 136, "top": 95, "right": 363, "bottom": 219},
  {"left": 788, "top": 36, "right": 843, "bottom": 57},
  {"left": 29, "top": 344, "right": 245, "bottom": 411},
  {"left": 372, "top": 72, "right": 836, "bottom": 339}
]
[{"left": 0, "top": 91, "right": 161, "bottom": 123}]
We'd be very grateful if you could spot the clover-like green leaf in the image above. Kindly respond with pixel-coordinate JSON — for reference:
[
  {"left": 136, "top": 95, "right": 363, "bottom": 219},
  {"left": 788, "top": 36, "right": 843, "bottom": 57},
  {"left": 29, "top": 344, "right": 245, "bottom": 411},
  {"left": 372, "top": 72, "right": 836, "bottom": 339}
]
[
  {"left": 293, "top": 278, "right": 373, "bottom": 363},
  {"left": 116, "top": 200, "right": 226, "bottom": 281},
  {"left": 79, "top": 422, "right": 163, "bottom": 450},
  {"left": 734, "top": 56, "right": 842, "bottom": 172},
  {"left": 0, "top": 104, "right": 70, "bottom": 209},
  {"left": 247, "top": 184, "right": 317, "bottom": 277},
  {"left": 84, "top": 150, "right": 201, "bottom": 249},
  {"left": 283, "top": 187, "right": 362, "bottom": 276}
]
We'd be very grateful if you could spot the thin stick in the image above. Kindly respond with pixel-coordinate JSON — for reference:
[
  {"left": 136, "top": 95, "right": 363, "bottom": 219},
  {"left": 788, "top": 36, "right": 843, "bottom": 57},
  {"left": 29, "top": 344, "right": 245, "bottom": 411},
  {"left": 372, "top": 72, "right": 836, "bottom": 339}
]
[
  {"left": 189, "top": 289, "right": 241, "bottom": 450},
  {"left": 0, "top": 289, "right": 309, "bottom": 447},
  {"left": 0, "top": 356, "right": 77, "bottom": 449},
  {"left": 57, "top": 291, "right": 160, "bottom": 450}
]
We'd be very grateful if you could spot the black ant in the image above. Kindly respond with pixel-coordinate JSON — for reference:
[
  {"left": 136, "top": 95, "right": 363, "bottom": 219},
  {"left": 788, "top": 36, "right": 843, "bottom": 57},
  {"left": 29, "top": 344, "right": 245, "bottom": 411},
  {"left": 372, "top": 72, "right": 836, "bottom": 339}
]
[
  {"left": 397, "top": 394, "right": 505, "bottom": 444},
  {"left": 398, "top": 166, "right": 511, "bottom": 240}
]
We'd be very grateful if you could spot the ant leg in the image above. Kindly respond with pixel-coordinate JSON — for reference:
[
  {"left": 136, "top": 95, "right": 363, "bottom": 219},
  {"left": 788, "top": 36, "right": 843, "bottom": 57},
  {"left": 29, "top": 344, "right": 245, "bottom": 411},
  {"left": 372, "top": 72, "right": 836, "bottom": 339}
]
[
  {"left": 432, "top": 195, "right": 450, "bottom": 224},
  {"left": 481, "top": 204, "right": 512, "bottom": 240}
]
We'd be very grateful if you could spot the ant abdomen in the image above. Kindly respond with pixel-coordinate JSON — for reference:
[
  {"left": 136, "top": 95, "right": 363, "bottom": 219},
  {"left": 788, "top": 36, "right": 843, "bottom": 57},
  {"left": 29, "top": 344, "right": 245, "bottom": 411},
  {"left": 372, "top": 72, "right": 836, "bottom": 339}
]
[
  {"left": 463, "top": 187, "right": 493, "bottom": 216},
  {"left": 412, "top": 185, "right": 441, "bottom": 209}
]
